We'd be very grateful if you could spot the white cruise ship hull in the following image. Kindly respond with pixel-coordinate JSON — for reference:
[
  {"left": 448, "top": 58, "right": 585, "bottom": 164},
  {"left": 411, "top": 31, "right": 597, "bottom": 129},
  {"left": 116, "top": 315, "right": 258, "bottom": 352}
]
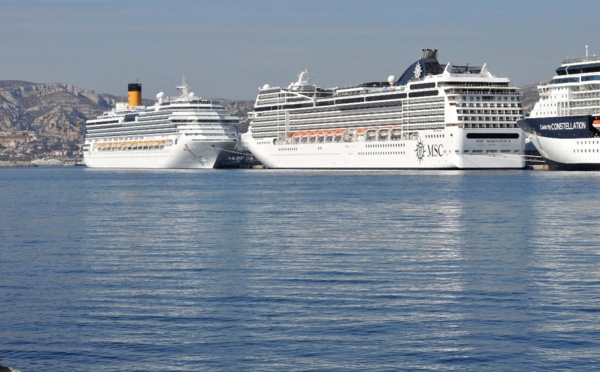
[
  {"left": 527, "top": 135, "right": 600, "bottom": 170},
  {"left": 242, "top": 128, "right": 525, "bottom": 169},
  {"left": 84, "top": 138, "right": 236, "bottom": 169}
]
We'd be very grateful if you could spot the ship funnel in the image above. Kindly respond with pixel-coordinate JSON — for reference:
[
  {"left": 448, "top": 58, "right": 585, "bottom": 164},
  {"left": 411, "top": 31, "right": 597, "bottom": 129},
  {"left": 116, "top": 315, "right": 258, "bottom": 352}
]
[
  {"left": 421, "top": 48, "right": 438, "bottom": 59},
  {"left": 128, "top": 83, "right": 142, "bottom": 107}
]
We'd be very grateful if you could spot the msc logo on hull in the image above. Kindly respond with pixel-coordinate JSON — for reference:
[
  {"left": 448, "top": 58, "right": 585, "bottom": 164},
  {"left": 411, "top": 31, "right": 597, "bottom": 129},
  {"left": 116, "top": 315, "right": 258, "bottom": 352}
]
[{"left": 415, "top": 139, "right": 444, "bottom": 162}]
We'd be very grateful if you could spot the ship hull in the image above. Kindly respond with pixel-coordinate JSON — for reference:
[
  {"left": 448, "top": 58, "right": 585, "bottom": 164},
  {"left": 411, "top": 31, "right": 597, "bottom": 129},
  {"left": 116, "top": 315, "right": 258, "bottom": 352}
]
[
  {"left": 518, "top": 116, "right": 600, "bottom": 170},
  {"left": 242, "top": 127, "right": 525, "bottom": 169},
  {"left": 84, "top": 138, "right": 236, "bottom": 169}
]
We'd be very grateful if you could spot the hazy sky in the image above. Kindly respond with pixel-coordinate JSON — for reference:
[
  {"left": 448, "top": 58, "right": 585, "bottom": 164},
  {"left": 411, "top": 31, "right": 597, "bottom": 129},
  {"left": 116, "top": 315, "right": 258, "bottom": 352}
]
[{"left": 2, "top": 0, "right": 598, "bottom": 100}]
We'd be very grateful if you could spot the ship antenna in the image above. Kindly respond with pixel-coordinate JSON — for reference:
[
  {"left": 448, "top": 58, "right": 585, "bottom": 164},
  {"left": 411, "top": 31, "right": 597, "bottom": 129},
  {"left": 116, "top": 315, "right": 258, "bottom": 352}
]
[{"left": 177, "top": 74, "right": 190, "bottom": 97}]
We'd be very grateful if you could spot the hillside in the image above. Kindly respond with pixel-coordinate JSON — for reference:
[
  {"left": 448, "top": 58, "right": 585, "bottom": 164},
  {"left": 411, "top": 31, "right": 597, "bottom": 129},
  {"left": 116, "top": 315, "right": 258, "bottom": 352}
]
[
  {"left": 0, "top": 80, "right": 117, "bottom": 140},
  {"left": 520, "top": 81, "right": 544, "bottom": 116}
]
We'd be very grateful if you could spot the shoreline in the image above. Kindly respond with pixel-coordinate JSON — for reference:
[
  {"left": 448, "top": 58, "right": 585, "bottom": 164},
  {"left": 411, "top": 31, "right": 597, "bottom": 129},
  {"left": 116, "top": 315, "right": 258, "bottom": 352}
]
[
  {"left": 0, "top": 161, "right": 548, "bottom": 170},
  {"left": 0, "top": 160, "right": 85, "bottom": 167},
  {"left": 0, "top": 161, "right": 38, "bottom": 167}
]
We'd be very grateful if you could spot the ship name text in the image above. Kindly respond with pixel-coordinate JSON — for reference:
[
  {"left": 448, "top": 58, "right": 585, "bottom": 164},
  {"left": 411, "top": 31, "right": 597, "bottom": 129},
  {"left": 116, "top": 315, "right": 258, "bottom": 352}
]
[
  {"left": 539, "top": 121, "right": 586, "bottom": 131},
  {"left": 428, "top": 144, "right": 443, "bottom": 157}
]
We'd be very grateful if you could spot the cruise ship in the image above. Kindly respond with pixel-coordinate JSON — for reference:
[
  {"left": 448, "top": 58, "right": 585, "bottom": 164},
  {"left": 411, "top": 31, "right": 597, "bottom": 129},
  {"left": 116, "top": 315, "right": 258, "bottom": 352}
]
[
  {"left": 241, "top": 49, "right": 525, "bottom": 169},
  {"left": 518, "top": 47, "right": 600, "bottom": 170},
  {"left": 83, "top": 80, "right": 239, "bottom": 169}
]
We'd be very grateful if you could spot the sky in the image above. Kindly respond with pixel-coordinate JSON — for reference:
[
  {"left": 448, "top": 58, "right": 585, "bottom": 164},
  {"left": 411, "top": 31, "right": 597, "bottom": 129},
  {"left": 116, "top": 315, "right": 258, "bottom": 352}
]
[{"left": 1, "top": 0, "right": 599, "bottom": 100}]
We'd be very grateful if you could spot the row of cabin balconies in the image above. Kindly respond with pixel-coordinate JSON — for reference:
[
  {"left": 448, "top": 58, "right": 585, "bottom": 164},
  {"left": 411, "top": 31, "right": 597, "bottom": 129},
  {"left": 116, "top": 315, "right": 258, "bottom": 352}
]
[
  {"left": 251, "top": 117, "right": 403, "bottom": 135},
  {"left": 293, "top": 110, "right": 402, "bottom": 122},
  {"left": 458, "top": 109, "right": 523, "bottom": 115},
  {"left": 403, "top": 109, "right": 445, "bottom": 118},
  {"left": 251, "top": 115, "right": 402, "bottom": 133},
  {"left": 444, "top": 89, "right": 521, "bottom": 97},
  {"left": 255, "top": 106, "right": 402, "bottom": 121},
  {"left": 403, "top": 116, "right": 445, "bottom": 125},
  {"left": 253, "top": 108, "right": 402, "bottom": 125},
  {"left": 402, "top": 103, "right": 445, "bottom": 112},
  {"left": 405, "top": 96, "right": 444, "bottom": 104},
  {"left": 458, "top": 102, "right": 521, "bottom": 108},
  {"left": 462, "top": 123, "right": 520, "bottom": 129},
  {"left": 458, "top": 116, "right": 521, "bottom": 122}
]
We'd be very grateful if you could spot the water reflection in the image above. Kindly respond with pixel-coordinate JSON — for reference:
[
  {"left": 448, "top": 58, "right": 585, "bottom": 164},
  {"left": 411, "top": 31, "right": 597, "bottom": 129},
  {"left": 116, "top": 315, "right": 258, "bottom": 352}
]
[
  {"left": 528, "top": 172, "right": 600, "bottom": 366},
  {"left": 4, "top": 168, "right": 600, "bottom": 370}
]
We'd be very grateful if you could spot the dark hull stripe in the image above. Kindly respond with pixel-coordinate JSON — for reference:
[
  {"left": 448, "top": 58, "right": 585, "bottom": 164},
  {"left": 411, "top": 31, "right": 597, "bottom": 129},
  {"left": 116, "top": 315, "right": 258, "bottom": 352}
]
[{"left": 518, "top": 116, "right": 592, "bottom": 139}]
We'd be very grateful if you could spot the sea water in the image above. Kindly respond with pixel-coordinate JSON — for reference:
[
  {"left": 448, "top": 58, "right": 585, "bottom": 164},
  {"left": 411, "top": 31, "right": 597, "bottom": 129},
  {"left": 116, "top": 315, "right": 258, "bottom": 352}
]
[{"left": 1, "top": 167, "right": 600, "bottom": 371}]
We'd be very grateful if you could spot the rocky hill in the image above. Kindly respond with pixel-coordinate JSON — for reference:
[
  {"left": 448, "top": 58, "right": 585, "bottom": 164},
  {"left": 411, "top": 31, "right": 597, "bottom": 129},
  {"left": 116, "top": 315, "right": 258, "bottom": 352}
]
[
  {"left": 520, "top": 81, "right": 544, "bottom": 116},
  {"left": 0, "top": 79, "right": 538, "bottom": 161},
  {"left": 0, "top": 80, "right": 118, "bottom": 141}
]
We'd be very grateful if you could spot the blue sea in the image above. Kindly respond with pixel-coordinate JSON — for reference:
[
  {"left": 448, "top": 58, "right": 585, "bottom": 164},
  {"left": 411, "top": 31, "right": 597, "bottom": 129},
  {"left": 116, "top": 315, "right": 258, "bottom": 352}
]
[{"left": 1, "top": 167, "right": 600, "bottom": 371}]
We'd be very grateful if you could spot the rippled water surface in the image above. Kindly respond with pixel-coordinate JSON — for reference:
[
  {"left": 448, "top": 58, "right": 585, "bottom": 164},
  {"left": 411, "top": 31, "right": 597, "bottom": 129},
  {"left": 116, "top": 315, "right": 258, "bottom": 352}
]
[{"left": 2, "top": 167, "right": 600, "bottom": 371}]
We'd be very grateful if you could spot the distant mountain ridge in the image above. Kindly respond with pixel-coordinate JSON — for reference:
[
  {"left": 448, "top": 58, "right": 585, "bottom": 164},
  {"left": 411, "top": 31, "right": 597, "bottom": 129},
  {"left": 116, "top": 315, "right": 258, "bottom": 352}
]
[
  {"left": 520, "top": 81, "right": 546, "bottom": 113},
  {"left": 0, "top": 80, "right": 118, "bottom": 141}
]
